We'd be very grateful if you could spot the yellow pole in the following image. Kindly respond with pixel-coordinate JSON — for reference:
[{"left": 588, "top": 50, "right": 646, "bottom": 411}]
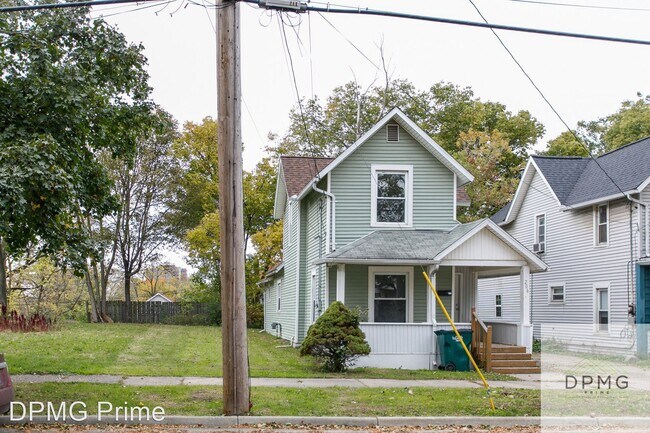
[{"left": 423, "top": 271, "right": 495, "bottom": 411}]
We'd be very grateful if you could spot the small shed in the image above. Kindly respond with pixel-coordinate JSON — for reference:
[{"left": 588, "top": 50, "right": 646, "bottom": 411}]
[{"left": 145, "top": 293, "right": 173, "bottom": 303}]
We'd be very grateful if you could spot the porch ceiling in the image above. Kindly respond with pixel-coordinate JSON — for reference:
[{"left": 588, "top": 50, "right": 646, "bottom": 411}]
[{"left": 314, "top": 219, "right": 547, "bottom": 273}]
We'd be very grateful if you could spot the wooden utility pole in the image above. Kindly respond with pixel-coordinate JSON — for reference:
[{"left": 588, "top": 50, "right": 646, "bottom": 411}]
[{"left": 217, "top": 0, "right": 250, "bottom": 416}]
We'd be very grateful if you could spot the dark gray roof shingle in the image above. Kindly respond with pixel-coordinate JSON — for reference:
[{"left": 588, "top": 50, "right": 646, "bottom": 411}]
[{"left": 531, "top": 137, "right": 650, "bottom": 207}]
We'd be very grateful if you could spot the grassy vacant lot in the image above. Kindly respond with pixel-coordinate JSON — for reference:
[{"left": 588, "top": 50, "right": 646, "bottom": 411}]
[
  {"left": 15, "top": 383, "right": 540, "bottom": 417},
  {"left": 2, "top": 323, "right": 513, "bottom": 380}
]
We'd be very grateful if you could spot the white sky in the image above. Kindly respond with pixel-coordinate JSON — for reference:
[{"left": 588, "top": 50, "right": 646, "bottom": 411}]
[{"left": 97, "top": 0, "right": 650, "bottom": 268}]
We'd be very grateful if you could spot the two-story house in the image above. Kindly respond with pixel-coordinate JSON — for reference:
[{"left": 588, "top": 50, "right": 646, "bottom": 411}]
[
  {"left": 482, "top": 138, "right": 650, "bottom": 355},
  {"left": 261, "top": 108, "right": 547, "bottom": 371}
]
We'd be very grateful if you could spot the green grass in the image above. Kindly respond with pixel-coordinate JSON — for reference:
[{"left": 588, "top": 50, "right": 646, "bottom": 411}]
[
  {"left": 2, "top": 322, "right": 513, "bottom": 380},
  {"left": 14, "top": 383, "right": 540, "bottom": 417}
]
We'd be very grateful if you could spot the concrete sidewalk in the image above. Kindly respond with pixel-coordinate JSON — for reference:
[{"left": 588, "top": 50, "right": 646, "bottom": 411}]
[{"left": 11, "top": 374, "right": 540, "bottom": 389}]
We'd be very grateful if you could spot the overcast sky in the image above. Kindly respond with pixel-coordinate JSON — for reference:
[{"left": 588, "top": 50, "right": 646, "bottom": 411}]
[{"left": 96, "top": 0, "right": 649, "bottom": 267}]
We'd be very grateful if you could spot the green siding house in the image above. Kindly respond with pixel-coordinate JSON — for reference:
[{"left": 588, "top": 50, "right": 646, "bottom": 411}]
[{"left": 262, "top": 108, "right": 547, "bottom": 369}]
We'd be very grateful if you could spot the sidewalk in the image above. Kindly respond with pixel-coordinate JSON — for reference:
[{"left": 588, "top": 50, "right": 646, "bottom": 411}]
[{"left": 11, "top": 374, "right": 540, "bottom": 389}]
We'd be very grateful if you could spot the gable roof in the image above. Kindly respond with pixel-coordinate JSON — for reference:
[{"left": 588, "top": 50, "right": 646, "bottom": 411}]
[
  {"left": 280, "top": 156, "right": 335, "bottom": 197},
  {"left": 496, "top": 136, "right": 650, "bottom": 224},
  {"left": 146, "top": 293, "right": 173, "bottom": 303},
  {"left": 314, "top": 219, "right": 547, "bottom": 272},
  {"left": 294, "top": 107, "right": 474, "bottom": 202}
]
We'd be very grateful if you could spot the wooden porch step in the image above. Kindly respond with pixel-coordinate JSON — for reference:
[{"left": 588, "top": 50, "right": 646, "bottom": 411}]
[
  {"left": 491, "top": 366, "right": 541, "bottom": 374},
  {"left": 491, "top": 359, "right": 539, "bottom": 368},
  {"left": 491, "top": 352, "right": 531, "bottom": 360},
  {"left": 490, "top": 344, "right": 527, "bottom": 354}
]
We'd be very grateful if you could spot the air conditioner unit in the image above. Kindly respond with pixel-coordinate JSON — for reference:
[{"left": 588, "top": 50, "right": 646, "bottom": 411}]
[{"left": 533, "top": 243, "right": 545, "bottom": 253}]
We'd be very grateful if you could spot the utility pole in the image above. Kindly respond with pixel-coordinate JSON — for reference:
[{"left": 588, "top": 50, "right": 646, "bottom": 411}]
[{"left": 217, "top": 0, "right": 250, "bottom": 415}]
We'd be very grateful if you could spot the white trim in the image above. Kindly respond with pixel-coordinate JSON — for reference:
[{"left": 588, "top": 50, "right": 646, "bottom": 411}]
[
  {"left": 336, "top": 264, "right": 346, "bottom": 302},
  {"left": 273, "top": 160, "right": 288, "bottom": 219},
  {"left": 326, "top": 174, "right": 332, "bottom": 253},
  {"left": 367, "top": 266, "right": 414, "bottom": 323},
  {"left": 504, "top": 158, "right": 562, "bottom": 224},
  {"left": 453, "top": 174, "right": 458, "bottom": 222},
  {"left": 442, "top": 259, "right": 527, "bottom": 267},
  {"left": 534, "top": 212, "right": 547, "bottom": 252},
  {"left": 294, "top": 108, "right": 473, "bottom": 201},
  {"left": 593, "top": 203, "right": 610, "bottom": 247},
  {"left": 548, "top": 281, "right": 566, "bottom": 304},
  {"left": 276, "top": 278, "right": 283, "bottom": 312},
  {"left": 320, "top": 258, "right": 438, "bottom": 266},
  {"left": 561, "top": 191, "right": 634, "bottom": 210},
  {"left": 370, "top": 164, "right": 413, "bottom": 228},
  {"left": 294, "top": 203, "right": 301, "bottom": 341},
  {"left": 433, "top": 219, "right": 548, "bottom": 272},
  {"left": 593, "top": 282, "right": 611, "bottom": 335},
  {"left": 637, "top": 175, "right": 650, "bottom": 192},
  {"left": 324, "top": 264, "right": 330, "bottom": 307},
  {"left": 452, "top": 269, "right": 462, "bottom": 322},
  {"left": 495, "top": 294, "right": 503, "bottom": 318},
  {"left": 310, "top": 270, "right": 317, "bottom": 324}
]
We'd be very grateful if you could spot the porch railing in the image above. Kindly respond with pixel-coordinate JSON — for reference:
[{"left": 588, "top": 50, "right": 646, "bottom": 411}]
[{"left": 471, "top": 307, "right": 493, "bottom": 372}]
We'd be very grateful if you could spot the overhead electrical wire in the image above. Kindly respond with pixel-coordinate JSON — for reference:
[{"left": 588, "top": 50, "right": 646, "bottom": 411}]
[{"left": 507, "top": 0, "right": 650, "bottom": 13}]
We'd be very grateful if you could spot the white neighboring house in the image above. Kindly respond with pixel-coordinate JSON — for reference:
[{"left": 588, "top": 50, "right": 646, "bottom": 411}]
[
  {"left": 146, "top": 293, "right": 173, "bottom": 303},
  {"left": 482, "top": 137, "right": 650, "bottom": 354}
]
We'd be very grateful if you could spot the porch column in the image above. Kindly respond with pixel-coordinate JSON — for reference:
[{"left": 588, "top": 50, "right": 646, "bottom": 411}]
[
  {"left": 336, "top": 264, "right": 345, "bottom": 303},
  {"left": 427, "top": 265, "right": 437, "bottom": 323},
  {"left": 519, "top": 265, "right": 532, "bottom": 351}
]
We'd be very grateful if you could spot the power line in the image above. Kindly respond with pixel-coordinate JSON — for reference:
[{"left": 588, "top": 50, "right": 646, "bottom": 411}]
[
  {"left": 467, "top": 0, "right": 627, "bottom": 197},
  {"left": 507, "top": 0, "right": 650, "bottom": 12},
  {"left": 240, "top": 0, "right": 650, "bottom": 46}
]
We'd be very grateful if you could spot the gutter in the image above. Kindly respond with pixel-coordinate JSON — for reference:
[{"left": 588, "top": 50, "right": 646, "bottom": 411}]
[{"left": 312, "top": 182, "right": 336, "bottom": 252}]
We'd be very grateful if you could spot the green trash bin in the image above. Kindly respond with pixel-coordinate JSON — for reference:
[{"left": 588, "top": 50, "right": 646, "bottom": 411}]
[{"left": 434, "top": 329, "right": 473, "bottom": 371}]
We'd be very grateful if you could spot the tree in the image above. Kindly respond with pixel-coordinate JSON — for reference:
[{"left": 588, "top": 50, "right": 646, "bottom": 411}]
[
  {"left": 544, "top": 94, "right": 650, "bottom": 156},
  {"left": 114, "top": 110, "right": 178, "bottom": 321},
  {"left": 269, "top": 79, "right": 544, "bottom": 221},
  {"left": 300, "top": 301, "right": 371, "bottom": 372},
  {"left": 455, "top": 130, "right": 521, "bottom": 222},
  {"left": 0, "top": 7, "right": 153, "bottom": 305}
]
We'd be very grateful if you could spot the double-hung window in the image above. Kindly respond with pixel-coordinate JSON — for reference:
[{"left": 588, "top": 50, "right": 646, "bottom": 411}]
[
  {"left": 595, "top": 204, "right": 609, "bottom": 245},
  {"left": 276, "top": 279, "right": 282, "bottom": 312},
  {"left": 596, "top": 285, "right": 609, "bottom": 332},
  {"left": 549, "top": 283, "right": 565, "bottom": 303},
  {"left": 369, "top": 267, "right": 412, "bottom": 323},
  {"left": 371, "top": 165, "right": 413, "bottom": 227},
  {"left": 495, "top": 295, "right": 502, "bottom": 318},
  {"left": 535, "top": 214, "right": 546, "bottom": 252}
]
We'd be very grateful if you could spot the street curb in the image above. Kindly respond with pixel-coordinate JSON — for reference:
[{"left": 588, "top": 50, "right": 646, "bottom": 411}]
[{"left": 2, "top": 415, "right": 649, "bottom": 427}]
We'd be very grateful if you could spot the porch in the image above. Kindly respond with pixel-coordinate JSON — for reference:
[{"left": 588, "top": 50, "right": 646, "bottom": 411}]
[{"left": 314, "top": 219, "right": 547, "bottom": 370}]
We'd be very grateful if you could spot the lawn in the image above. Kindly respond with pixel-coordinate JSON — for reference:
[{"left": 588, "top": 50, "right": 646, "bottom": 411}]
[
  {"left": 14, "top": 383, "right": 540, "bottom": 417},
  {"left": 1, "top": 322, "right": 513, "bottom": 380}
]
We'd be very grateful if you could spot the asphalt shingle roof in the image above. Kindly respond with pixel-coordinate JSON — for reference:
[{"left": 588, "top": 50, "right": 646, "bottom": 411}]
[
  {"left": 314, "top": 220, "right": 483, "bottom": 264},
  {"left": 531, "top": 137, "right": 650, "bottom": 207},
  {"left": 280, "top": 156, "right": 335, "bottom": 197}
]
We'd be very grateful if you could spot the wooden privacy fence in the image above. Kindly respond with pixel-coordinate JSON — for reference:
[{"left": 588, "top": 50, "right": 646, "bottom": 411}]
[{"left": 105, "top": 301, "right": 214, "bottom": 324}]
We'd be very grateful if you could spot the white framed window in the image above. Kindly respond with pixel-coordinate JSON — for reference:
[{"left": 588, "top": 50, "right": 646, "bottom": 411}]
[
  {"left": 386, "top": 124, "right": 399, "bottom": 142},
  {"left": 535, "top": 213, "right": 546, "bottom": 253},
  {"left": 370, "top": 164, "right": 413, "bottom": 227},
  {"left": 495, "top": 295, "right": 502, "bottom": 318},
  {"left": 549, "top": 282, "right": 565, "bottom": 303},
  {"left": 276, "top": 279, "right": 282, "bottom": 312},
  {"left": 368, "top": 266, "right": 414, "bottom": 323},
  {"left": 594, "top": 203, "right": 609, "bottom": 246},
  {"left": 595, "top": 283, "right": 609, "bottom": 332}
]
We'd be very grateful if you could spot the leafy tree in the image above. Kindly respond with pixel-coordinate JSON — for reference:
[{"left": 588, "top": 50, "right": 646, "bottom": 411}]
[
  {"left": 0, "top": 7, "right": 153, "bottom": 304},
  {"left": 300, "top": 301, "right": 371, "bottom": 372},
  {"left": 455, "top": 130, "right": 520, "bottom": 222},
  {"left": 113, "top": 109, "right": 179, "bottom": 321},
  {"left": 543, "top": 131, "right": 589, "bottom": 157},
  {"left": 269, "top": 79, "right": 544, "bottom": 221},
  {"left": 544, "top": 94, "right": 650, "bottom": 156}
]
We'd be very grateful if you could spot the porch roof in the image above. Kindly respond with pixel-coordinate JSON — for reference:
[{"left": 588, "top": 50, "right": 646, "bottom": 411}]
[{"left": 314, "top": 219, "right": 547, "bottom": 272}]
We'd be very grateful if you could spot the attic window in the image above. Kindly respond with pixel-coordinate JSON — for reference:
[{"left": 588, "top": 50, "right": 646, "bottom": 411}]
[{"left": 386, "top": 124, "right": 399, "bottom": 142}]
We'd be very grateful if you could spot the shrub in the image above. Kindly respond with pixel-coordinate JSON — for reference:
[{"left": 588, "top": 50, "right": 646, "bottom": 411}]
[
  {"left": 0, "top": 304, "right": 53, "bottom": 332},
  {"left": 300, "top": 301, "right": 371, "bottom": 372}
]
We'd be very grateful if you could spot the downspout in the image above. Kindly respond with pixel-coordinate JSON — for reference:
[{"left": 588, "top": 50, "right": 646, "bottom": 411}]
[
  {"left": 626, "top": 194, "right": 647, "bottom": 320},
  {"left": 312, "top": 183, "right": 336, "bottom": 252}
]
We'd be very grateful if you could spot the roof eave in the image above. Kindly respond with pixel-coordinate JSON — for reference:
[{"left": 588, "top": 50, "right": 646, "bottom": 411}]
[{"left": 560, "top": 190, "right": 636, "bottom": 210}]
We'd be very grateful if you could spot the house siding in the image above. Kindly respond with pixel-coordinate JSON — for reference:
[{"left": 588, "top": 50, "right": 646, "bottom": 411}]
[
  {"left": 330, "top": 124, "right": 457, "bottom": 249},
  {"left": 479, "top": 169, "right": 635, "bottom": 338}
]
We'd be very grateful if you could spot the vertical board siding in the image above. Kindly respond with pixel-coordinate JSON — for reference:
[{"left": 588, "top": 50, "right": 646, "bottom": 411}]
[
  {"left": 360, "top": 323, "right": 434, "bottom": 354},
  {"left": 330, "top": 124, "right": 457, "bottom": 249},
  {"left": 480, "top": 170, "right": 637, "bottom": 341}
]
